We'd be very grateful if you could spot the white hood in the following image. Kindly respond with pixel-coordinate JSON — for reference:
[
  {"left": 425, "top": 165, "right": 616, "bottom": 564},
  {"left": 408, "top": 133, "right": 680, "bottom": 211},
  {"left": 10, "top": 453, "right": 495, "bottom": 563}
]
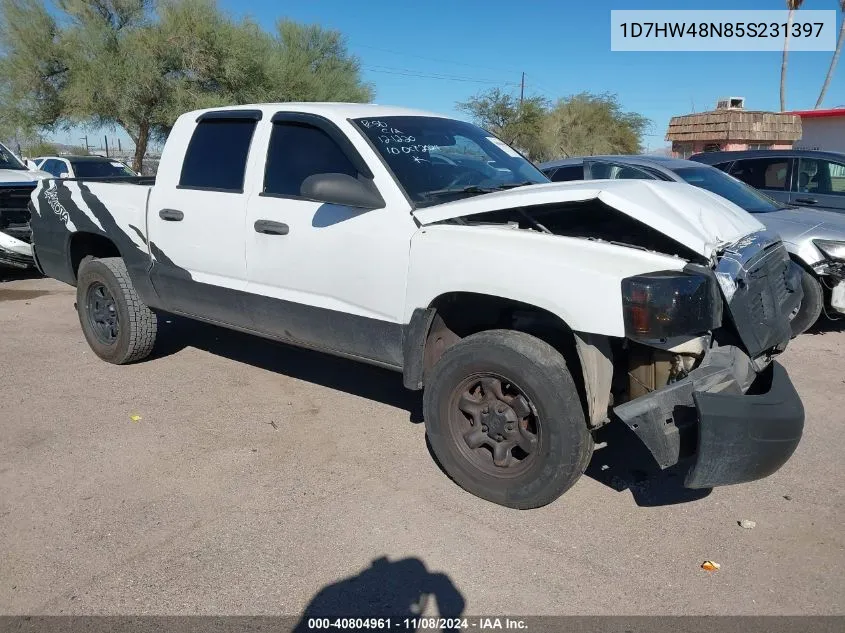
[
  {"left": 0, "top": 168, "right": 50, "bottom": 183},
  {"left": 412, "top": 180, "right": 764, "bottom": 258}
]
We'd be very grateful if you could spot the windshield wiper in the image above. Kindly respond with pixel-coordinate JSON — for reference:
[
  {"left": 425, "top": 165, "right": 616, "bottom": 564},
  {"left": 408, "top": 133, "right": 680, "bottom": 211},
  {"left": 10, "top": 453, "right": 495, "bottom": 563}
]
[
  {"left": 493, "top": 181, "right": 537, "bottom": 190},
  {"left": 421, "top": 185, "right": 498, "bottom": 199}
]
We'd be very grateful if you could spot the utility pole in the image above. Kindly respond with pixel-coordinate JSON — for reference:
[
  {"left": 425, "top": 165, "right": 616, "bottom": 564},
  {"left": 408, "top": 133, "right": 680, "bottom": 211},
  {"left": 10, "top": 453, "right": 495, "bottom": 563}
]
[
  {"left": 80, "top": 135, "right": 90, "bottom": 153},
  {"left": 104, "top": 135, "right": 109, "bottom": 158},
  {"left": 117, "top": 138, "right": 122, "bottom": 152},
  {"left": 520, "top": 72, "right": 525, "bottom": 107}
]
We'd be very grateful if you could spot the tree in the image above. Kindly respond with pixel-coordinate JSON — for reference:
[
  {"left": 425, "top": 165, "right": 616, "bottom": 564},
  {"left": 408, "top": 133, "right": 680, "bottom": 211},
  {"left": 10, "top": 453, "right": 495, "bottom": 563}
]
[
  {"left": 458, "top": 88, "right": 649, "bottom": 162},
  {"left": 457, "top": 88, "right": 549, "bottom": 159},
  {"left": 781, "top": 0, "right": 805, "bottom": 111},
  {"left": 542, "top": 93, "right": 650, "bottom": 159},
  {"left": 815, "top": 0, "right": 845, "bottom": 107},
  {"left": 0, "top": 0, "right": 373, "bottom": 171}
]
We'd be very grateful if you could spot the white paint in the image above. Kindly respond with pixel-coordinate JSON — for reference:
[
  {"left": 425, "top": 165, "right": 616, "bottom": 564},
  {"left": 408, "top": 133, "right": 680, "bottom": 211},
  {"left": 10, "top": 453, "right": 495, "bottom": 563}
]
[
  {"left": 831, "top": 280, "right": 845, "bottom": 313},
  {"left": 0, "top": 230, "right": 32, "bottom": 257},
  {"left": 413, "top": 179, "right": 763, "bottom": 258},
  {"left": 404, "top": 223, "right": 687, "bottom": 336}
]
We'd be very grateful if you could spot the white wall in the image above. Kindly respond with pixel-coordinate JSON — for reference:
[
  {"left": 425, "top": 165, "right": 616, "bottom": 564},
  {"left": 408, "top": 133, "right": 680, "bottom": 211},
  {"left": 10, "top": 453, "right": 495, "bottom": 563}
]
[{"left": 795, "top": 117, "right": 845, "bottom": 152}]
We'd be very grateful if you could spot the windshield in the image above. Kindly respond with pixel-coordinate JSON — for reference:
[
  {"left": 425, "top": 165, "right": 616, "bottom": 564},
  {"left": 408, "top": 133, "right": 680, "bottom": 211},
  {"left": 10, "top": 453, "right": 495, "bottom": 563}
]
[
  {"left": 353, "top": 116, "right": 548, "bottom": 207},
  {"left": 0, "top": 143, "right": 26, "bottom": 170},
  {"left": 71, "top": 159, "right": 136, "bottom": 178},
  {"left": 672, "top": 165, "right": 787, "bottom": 213}
]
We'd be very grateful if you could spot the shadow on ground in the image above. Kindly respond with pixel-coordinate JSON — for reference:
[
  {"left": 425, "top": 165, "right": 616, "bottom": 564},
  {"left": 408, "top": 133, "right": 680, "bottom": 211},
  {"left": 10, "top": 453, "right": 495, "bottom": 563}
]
[
  {"left": 0, "top": 267, "right": 42, "bottom": 283},
  {"left": 585, "top": 420, "right": 711, "bottom": 507},
  {"left": 808, "top": 313, "right": 845, "bottom": 335},
  {"left": 293, "top": 557, "right": 465, "bottom": 632},
  {"left": 154, "top": 316, "right": 710, "bottom": 507},
  {"left": 151, "top": 315, "right": 424, "bottom": 423}
]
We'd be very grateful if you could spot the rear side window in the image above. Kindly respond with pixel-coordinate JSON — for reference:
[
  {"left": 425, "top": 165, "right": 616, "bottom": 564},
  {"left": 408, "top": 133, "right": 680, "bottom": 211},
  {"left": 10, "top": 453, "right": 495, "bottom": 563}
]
[
  {"left": 263, "top": 123, "right": 358, "bottom": 197},
  {"left": 728, "top": 158, "right": 790, "bottom": 191},
  {"left": 180, "top": 119, "right": 258, "bottom": 192},
  {"left": 549, "top": 165, "right": 584, "bottom": 182}
]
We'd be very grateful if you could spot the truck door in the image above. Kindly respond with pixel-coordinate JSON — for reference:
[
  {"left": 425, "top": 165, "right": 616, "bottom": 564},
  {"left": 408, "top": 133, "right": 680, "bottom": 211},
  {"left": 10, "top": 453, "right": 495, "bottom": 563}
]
[
  {"left": 243, "top": 113, "right": 415, "bottom": 367},
  {"left": 146, "top": 111, "right": 259, "bottom": 327}
]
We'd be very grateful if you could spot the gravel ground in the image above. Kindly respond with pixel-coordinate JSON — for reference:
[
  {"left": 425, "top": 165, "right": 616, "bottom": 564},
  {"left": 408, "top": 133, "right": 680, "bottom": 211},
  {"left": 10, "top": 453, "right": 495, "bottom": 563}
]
[{"left": 1, "top": 273, "right": 843, "bottom": 616}]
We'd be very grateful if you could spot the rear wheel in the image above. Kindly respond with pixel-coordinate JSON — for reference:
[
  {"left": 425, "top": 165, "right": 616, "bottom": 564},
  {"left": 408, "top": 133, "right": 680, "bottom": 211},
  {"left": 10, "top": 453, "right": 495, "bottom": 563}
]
[
  {"left": 423, "top": 330, "right": 593, "bottom": 509},
  {"left": 76, "top": 257, "right": 157, "bottom": 364},
  {"left": 789, "top": 268, "right": 823, "bottom": 336}
]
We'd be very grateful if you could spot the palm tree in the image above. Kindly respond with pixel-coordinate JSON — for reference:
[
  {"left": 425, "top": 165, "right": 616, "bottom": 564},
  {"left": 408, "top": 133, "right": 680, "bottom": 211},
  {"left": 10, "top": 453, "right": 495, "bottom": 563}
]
[
  {"left": 781, "top": 0, "right": 805, "bottom": 111},
  {"left": 815, "top": 1, "right": 845, "bottom": 108}
]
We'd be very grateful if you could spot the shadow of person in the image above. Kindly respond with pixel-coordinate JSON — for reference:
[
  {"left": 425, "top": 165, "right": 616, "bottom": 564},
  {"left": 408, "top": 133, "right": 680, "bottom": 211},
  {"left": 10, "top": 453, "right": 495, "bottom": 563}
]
[
  {"left": 294, "top": 557, "right": 465, "bottom": 632},
  {"left": 585, "top": 419, "right": 712, "bottom": 507}
]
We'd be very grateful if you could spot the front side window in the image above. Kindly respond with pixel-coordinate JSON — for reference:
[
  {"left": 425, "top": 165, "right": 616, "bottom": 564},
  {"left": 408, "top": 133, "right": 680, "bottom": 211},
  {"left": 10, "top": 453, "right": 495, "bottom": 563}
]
[
  {"left": 353, "top": 116, "right": 547, "bottom": 207},
  {"left": 40, "top": 159, "right": 62, "bottom": 177},
  {"left": 263, "top": 123, "right": 358, "bottom": 197},
  {"left": 797, "top": 158, "right": 845, "bottom": 196},
  {"left": 673, "top": 166, "right": 786, "bottom": 213},
  {"left": 0, "top": 143, "right": 25, "bottom": 170},
  {"left": 180, "top": 119, "right": 257, "bottom": 191},
  {"left": 71, "top": 160, "right": 136, "bottom": 179},
  {"left": 728, "top": 158, "right": 790, "bottom": 191}
]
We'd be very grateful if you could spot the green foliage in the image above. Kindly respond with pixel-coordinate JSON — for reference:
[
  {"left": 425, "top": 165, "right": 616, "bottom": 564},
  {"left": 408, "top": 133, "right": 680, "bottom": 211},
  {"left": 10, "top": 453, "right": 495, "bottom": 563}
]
[
  {"left": 457, "top": 88, "right": 549, "bottom": 159},
  {"left": 458, "top": 88, "right": 649, "bottom": 161},
  {"left": 543, "top": 93, "right": 650, "bottom": 159},
  {"left": 0, "top": 0, "right": 373, "bottom": 170}
]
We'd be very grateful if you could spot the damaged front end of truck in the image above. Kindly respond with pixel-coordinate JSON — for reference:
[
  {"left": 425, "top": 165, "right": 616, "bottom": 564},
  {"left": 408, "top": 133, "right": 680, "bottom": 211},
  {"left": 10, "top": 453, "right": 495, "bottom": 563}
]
[
  {"left": 412, "top": 180, "right": 806, "bottom": 489},
  {"left": 0, "top": 182, "right": 37, "bottom": 269}
]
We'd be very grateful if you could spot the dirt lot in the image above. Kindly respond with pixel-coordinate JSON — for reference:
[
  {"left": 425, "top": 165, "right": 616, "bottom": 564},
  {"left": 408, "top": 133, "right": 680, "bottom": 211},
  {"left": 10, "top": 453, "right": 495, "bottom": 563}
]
[{"left": 1, "top": 272, "right": 843, "bottom": 617}]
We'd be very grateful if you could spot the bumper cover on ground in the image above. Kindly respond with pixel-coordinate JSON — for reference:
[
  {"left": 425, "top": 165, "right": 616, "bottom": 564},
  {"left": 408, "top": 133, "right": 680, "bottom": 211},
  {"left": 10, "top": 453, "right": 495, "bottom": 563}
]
[{"left": 614, "top": 346, "right": 804, "bottom": 490}]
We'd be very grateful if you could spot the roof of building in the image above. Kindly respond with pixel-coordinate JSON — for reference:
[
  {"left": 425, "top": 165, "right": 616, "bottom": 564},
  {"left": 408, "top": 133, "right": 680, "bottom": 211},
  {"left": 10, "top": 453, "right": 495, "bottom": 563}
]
[
  {"left": 665, "top": 109, "right": 802, "bottom": 143},
  {"left": 786, "top": 107, "right": 845, "bottom": 119}
]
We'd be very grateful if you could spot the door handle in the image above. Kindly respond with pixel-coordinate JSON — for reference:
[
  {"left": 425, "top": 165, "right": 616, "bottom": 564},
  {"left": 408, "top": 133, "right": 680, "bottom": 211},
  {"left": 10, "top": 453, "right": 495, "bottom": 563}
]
[
  {"left": 159, "top": 208, "right": 184, "bottom": 221},
  {"left": 254, "top": 220, "right": 289, "bottom": 235},
  {"left": 794, "top": 197, "right": 818, "bottom": 205}
]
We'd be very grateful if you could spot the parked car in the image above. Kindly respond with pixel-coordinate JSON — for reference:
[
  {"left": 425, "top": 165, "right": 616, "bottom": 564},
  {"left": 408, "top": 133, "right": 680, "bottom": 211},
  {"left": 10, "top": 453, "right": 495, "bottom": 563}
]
[
  {"left": 689, "top": 149, "right": 845, "bottom": 214},
  {"left": 0, "top": 142, "right": 50, "bottom": 268},
  {"left": 33, "top": 155, "right": 137, "bottom": 179},
  {"left": 29, "top": 103, "right": 804, "bottom": 509},
  {"left": 540, "top": 155, "right": 845, "bottom": 335}
]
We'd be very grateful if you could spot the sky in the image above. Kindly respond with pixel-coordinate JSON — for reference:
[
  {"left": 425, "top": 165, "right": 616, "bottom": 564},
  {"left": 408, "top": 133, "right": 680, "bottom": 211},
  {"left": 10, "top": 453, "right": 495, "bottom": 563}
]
[{"left": 51, "top": 0, "right": 845, "bottom": 153}]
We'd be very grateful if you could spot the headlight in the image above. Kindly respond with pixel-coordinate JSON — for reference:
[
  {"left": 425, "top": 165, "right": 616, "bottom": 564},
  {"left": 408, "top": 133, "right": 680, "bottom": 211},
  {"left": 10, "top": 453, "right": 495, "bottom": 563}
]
[
  {"left": 813, "top": 239, "right": 845, "bottom": 261},
  {"left": 621, "top": 270, "right": 722, "bottom": 340}
]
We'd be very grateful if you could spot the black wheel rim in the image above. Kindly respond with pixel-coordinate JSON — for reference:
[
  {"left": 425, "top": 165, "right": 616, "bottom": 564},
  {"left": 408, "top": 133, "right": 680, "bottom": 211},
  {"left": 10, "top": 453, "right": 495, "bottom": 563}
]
[
  {"left": 86, "top": 282, "right": 119, "bottom": 345},
  {"left": 447, "top": 373, "right": 541, "bottom": 478}
]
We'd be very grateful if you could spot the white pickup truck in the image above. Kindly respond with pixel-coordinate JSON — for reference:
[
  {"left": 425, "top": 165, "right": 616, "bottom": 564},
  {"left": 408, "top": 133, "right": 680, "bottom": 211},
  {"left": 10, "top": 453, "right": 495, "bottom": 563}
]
[{"left": 29, "top": 103, "right": 805, "bottom": 508}]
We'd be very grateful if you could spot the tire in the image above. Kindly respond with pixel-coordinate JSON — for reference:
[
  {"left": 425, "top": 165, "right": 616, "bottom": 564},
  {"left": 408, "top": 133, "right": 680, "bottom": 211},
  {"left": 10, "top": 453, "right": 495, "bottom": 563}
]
[
  {"left": 423, "top": 330, "right": 593, "bottom": 509},
  {"left": 76, "top": 257, "right": 157, "bottom": 364},
  {"left": 790, "top": 268, "right": 823, "bottom": 337}
]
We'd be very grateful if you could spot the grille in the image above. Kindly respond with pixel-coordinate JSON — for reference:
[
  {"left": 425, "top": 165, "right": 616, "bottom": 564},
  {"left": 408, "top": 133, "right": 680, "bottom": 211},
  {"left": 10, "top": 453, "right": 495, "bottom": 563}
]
[{"left": 0, "top": 183, "right": 36, "bottom": 242}]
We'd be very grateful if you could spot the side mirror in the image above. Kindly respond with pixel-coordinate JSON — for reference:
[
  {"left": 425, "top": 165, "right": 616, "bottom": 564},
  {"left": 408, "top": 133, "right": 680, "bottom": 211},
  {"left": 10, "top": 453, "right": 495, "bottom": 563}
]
[{"left": 300, "top": 173, "right": 384, "bottom": 210}]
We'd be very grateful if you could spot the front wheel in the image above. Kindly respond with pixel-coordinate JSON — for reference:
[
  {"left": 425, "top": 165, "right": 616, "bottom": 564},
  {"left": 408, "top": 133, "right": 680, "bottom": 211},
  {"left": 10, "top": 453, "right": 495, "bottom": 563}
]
[
  {"left": 76, "top": 257, "right": 157, "bottom": 364},
  {"left": 423, "top": 330, "right": 593, "bottom": 509},
  {"left": 789, "top": 268, "right": 823, "bottom": 336}
]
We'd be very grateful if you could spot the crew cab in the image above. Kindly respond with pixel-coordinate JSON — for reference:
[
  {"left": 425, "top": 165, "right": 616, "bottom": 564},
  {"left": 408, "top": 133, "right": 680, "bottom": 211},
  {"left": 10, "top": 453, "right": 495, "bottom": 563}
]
[{"left": 28, "top": 103, "right": 805, "bottom": 508}]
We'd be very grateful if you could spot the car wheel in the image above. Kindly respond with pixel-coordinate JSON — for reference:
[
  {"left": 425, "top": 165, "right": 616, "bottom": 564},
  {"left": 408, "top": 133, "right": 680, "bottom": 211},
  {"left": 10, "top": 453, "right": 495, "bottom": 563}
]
[
  {"left": 789, "top": 268, "right": 823, "bottom": 336},
  {"left": 76, "top": 257, "right": 157, "bottom": 364},
  {"left": 423, "top": 330, "right": 593, "bottom": 509}
]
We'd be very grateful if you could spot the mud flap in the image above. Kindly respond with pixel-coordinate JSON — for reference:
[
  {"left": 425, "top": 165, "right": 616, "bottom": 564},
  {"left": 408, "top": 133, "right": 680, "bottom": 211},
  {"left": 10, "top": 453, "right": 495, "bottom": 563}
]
[{"left": 685, "top": 362, "right": 804, "bottom": 489}]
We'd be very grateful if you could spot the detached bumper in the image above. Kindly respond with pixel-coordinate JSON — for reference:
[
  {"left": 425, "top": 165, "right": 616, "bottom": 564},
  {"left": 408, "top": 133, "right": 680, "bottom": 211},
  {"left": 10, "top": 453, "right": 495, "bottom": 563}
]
[{"left": 614, "top": 346, "right": 803, "bottom": 489}]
